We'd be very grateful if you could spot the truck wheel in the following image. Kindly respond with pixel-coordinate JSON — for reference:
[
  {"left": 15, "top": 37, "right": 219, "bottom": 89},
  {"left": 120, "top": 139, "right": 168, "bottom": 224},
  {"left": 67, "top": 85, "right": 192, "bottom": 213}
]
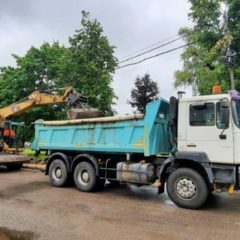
[
  {"left": 74, "top": 162, "right": 97, "bottom": 192},
  {"left": 7, "top": 164, "right": 22, "bottom": 171},
  {"left": 167, "top": 168, "right": 209, "bottom": 209},
  {"left": 49, "top": 159, "right": 68, "bottom": 187}
]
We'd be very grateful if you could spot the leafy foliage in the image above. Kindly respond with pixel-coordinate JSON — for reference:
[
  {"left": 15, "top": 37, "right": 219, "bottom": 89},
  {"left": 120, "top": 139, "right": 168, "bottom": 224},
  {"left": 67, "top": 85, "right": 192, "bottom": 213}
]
[
  {"left": 175, "top": 0, "right": 240, "bottom": 94},
  {"left": 0, "top": 42, "right": 67, "bottom": 124},
  {"left": 0, "top": 11, "right": 117, "bottom": 127},
  {"left": 0, "top": 12, "right": 117, "bottom": 141},
  {"left": 57, "top": 11, "right": 118, "bottom": 115},
  {"left": 128, "top": 74, "right": 159, "bottom": 113}
]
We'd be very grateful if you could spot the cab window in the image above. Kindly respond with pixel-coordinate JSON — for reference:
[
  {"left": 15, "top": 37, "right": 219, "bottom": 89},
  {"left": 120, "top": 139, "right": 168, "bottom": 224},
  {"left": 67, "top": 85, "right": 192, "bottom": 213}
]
[{"left": 190, "top": 103, "right": 215, "bottom": 126}]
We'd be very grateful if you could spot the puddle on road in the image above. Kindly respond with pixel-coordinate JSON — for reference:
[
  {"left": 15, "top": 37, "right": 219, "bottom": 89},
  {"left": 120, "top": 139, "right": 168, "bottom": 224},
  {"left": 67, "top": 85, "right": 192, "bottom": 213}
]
[{"left": 0, "top": 227, "right": 36, "bottom": 240}]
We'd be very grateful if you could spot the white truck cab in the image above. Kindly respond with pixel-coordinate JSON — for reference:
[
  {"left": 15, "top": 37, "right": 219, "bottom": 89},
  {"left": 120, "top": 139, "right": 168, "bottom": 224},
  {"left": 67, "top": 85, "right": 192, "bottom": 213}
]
[
  {"left": 162, "top": 89, "right": 240, "bottom": 209},
  {"left": 177, "top": 90, "right": 240, "bottom": 165},
  {"left": 178, "top": 94, "right": 235, "bottom": 164}
]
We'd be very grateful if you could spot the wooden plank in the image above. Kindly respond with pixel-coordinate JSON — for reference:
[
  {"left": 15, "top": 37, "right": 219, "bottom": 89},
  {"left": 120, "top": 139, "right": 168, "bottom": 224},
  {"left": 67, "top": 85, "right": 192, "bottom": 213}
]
[{"left": 23, "top": 163, "right": 46, "bottom": 171}]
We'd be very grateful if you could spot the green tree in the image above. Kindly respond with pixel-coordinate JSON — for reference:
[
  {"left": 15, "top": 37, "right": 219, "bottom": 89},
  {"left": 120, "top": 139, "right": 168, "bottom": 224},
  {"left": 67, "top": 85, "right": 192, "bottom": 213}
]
[
  {"left": 0, "top": 42, "right": 67, "bottom": 123},
  {"left": 175, "top": 0, "right": 240, "bottom": 94},
  {"left": 0, "top": 11, "right": 117, "bottom": 124},
  {"left": 58, "top": 11, "right": 118, "bottom": 115},
  {"left": 128, "top": 74, "right": 159, "bottom": 113}
]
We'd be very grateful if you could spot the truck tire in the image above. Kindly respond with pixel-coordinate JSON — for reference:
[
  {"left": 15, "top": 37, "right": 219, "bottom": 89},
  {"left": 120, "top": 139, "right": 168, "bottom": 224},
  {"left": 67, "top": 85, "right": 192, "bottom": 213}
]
[
  {"left": 74, "top": 162, "right": 97, "bottom": 192},
  {"left": 7, "top": 164, "right": 22, "bottom": 171},
  {"left": 49, "top": 159, "right": 68, "bottom": 187},
  {"left": 167, "top": 168, "right": 209, "bottom": 209}
]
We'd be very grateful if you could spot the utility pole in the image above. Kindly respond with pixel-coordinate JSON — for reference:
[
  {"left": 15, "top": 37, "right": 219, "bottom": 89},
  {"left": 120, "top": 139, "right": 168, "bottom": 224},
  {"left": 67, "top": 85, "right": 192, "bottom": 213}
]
[
  {"left": 229, "top": 68, "right": 235, "bottom": 90},
  {"left": 225, "top": 48, "right": 237, "bottom": 90}
]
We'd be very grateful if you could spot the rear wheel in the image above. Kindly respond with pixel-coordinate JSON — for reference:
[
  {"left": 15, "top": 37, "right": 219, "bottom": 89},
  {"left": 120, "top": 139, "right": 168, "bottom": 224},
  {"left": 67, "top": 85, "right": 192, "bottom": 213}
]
[
  {"left": 49, "top": 159, "right": 68, "bottom": 187},
  {"left": 74, "top": 162, "right": 97, "bottom": 192},
  {"left": 167, "top": 168, "right": 209, "bottom": 209}
]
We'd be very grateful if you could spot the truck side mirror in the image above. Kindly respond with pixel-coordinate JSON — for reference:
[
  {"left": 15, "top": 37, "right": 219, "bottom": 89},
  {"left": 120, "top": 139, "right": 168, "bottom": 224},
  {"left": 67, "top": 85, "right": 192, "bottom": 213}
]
[
  {"left": 220, "top": 107, "right": 229, "bottom": 126},
  {"left": 219, "top": 99, "right": 230, "bottom": 127}
]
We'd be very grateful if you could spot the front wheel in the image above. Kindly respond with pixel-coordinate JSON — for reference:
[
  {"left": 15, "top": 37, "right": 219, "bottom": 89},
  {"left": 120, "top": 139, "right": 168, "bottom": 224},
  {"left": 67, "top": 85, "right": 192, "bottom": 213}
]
[
  {"left": 167, "top": 168, "right": 209, "bottom": 209},
  {"left": 74, "top": 162, "right": 97, "bottom": 192}
]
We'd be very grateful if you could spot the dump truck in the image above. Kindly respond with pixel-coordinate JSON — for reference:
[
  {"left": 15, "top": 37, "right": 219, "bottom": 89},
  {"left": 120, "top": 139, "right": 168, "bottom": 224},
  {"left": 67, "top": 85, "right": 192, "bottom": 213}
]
[{"left": 31, "top": 88, "right": 240, "bottom": 209}]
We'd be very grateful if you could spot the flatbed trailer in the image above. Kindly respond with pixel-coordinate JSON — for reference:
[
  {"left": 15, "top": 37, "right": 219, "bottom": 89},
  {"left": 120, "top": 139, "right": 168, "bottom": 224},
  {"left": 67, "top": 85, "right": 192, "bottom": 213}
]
[
  {"left": 0, "top": 153, "right": 30, "bottom": 170},
  {"left": 31, "top": 91, "right": 240, "bottom": 209}
]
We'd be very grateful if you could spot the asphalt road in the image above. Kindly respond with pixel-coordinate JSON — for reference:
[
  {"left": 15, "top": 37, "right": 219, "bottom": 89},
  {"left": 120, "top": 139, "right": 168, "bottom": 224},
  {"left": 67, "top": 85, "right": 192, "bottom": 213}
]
[{"left": 0, "top": 169, "right": 239, "bottom": 240}]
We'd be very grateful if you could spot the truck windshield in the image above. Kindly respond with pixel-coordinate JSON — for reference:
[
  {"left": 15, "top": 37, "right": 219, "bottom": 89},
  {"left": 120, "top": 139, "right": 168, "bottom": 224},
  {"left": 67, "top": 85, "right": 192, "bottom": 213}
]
[{"left": 232, "top": 100, "right": 240, "bottom": 127}]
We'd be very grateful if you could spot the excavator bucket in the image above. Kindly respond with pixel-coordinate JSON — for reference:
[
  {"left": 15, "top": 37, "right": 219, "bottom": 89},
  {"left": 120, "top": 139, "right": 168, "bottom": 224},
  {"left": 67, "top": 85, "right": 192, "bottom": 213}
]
[
  {"left": 66, "top": 91, "right": 104, "bottom": 119},
  {"left": 66, "top": 91, "right": 88, "bottom": 107}
]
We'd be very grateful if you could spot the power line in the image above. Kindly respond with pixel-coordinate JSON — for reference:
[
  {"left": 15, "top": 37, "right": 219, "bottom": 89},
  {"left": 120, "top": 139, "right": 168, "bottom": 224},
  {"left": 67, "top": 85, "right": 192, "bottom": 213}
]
[
  {"left": 117, "top": 42, "right": 196, "bottom": 70},
  {"left": 119, "top": 34, "right": 179, "bottom": 59},
  {"left": 120, "top": 35, "right": 185, "bottom": 63},
  {"left": 118, "top": 36, "right": 183, "bottom": 64},
  {"left": 118, "top": 32, "right": 192, "bottom": 64},
  {"left": 115, "top": 52, "right": 181, "bottom": 75}
]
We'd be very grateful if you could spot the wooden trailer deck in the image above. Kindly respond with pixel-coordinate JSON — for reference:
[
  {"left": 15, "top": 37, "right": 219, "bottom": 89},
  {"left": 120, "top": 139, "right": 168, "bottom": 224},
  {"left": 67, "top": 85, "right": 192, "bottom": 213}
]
[{"left": 0, "top": 153, "right": 30, "bottom": 165}]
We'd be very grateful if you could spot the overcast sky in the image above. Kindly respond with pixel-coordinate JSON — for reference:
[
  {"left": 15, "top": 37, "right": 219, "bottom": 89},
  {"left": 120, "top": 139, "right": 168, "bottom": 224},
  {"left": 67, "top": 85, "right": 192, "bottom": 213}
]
[{"left": 0, "top": 0, "right": 193, "bottom": 114}]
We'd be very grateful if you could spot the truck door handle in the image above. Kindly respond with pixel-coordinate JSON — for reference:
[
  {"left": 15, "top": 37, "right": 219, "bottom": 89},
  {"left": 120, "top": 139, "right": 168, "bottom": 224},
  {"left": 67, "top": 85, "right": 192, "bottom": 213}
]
[{"left": 187, "top": 144, "right": 196, "bottom": 148}]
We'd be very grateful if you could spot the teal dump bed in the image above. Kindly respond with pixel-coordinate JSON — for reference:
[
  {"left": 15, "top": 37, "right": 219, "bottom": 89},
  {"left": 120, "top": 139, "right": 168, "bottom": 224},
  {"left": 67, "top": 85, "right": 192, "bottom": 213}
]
[{"left": 31, "top": 99, "right": 170, "bottom": 157}]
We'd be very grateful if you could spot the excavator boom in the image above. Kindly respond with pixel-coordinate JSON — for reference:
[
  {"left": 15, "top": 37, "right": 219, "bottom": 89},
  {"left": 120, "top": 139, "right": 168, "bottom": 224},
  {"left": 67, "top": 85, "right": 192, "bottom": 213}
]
[
  {"left": 0, "top": 87, "right": 87, "bottom": 123},
  {"left": 0, "top": 86, "right": 89, "bottom": 154}
]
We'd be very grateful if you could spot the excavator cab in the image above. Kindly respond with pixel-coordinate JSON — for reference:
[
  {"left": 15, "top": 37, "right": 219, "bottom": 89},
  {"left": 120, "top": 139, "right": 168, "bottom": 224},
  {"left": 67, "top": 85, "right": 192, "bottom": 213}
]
[{"left": 0, "top": 121, "right": 25, "bottom": 152}]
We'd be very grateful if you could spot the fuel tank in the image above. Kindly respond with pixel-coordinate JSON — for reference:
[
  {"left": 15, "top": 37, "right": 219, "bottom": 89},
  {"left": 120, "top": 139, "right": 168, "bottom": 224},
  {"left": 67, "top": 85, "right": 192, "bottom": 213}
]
[{"left": 116, "top": 162, "right": 155, "bottom": 184}]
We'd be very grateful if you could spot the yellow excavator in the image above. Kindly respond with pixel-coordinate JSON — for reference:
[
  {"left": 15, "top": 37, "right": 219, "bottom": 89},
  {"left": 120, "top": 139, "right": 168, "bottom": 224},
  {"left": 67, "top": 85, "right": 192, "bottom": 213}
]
[{"left": 0, "top": 86, "right": 91, "bottom": 170}]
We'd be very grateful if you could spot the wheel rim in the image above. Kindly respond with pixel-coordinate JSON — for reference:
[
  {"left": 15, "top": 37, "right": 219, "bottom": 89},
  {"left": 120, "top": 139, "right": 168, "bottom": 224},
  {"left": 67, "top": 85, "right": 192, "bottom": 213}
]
[
  {"left": 175, "top": 177, "right": 197, "bottom": 200},
  {"left": 52, "top": 167, "right": 63, "bottom": 181},
  {"left": 78, "top": 169, "right": 90, "bottom": 186}
]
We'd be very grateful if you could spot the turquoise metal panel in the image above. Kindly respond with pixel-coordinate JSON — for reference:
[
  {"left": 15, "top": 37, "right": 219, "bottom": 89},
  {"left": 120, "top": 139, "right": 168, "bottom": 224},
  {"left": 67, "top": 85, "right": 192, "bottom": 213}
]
[
  {"left": 143, "top": 99, "right": 169, "bottom": 156},
  {"left": 31, "top": 99, "right": 170, "bottom": 156}
]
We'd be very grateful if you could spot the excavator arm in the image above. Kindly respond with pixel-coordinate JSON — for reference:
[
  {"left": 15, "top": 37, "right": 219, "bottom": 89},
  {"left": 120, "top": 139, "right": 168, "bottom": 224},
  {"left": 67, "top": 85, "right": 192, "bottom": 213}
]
[
  {"left": 0, "top": 87, "right": 87, "bottom": 124},
  {"left": 0, "top": 86, "right": 103, "bottom": 169},
  {"left": 0, "top": 87, "right": 87, "bottom": 153}
]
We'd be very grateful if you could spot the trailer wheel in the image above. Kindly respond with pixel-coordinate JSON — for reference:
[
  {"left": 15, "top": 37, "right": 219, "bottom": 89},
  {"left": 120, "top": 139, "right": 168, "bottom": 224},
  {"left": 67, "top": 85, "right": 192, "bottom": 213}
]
[
  {"left": 7, "top": 164, "right": 22, "bottom": 171},
  {"left": 74, "top": 162, "right": 97, "bottom": 192},
  {"left": 49, "top": 159, "right": 68, "bottom": 187},
  {"left": 167, "top": 168, "right": 209, "bottom": 209}
]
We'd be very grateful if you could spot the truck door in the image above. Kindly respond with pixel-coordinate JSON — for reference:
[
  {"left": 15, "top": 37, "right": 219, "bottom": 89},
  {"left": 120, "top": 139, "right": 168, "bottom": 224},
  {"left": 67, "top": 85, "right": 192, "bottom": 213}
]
[{"left": 186, "top": 101, "right": 234, "bottom": 164}]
